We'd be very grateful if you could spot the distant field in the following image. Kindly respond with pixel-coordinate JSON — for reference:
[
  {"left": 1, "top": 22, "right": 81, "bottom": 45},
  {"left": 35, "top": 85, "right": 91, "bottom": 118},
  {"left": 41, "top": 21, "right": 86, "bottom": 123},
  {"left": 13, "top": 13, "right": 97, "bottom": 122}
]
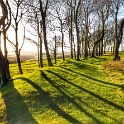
[
  {"left": 7, "top": 51, "right": 38, "bottom": 63},
  {"left": 7, "top": 52, "right": 70, "bottom": 63},
  {"left": 8, "top": 54, "right": 37, "bottom": 63}
]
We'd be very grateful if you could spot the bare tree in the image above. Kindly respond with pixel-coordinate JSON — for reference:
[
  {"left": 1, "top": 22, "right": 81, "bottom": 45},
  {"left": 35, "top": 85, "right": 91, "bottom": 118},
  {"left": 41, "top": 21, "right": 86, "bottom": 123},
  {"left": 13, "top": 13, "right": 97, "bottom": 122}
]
[
  {"left": 74, "top": 0, "right": 82, "bottom": 61},
  {"left": 91, "top": 0, "right": 111, "bottom": 57},
  {"left": 49, "top": 35, "right": 61, "bottom": 64},
  {"left": 67, "top": 0, "right": 73, "bottom": 59},
  {"left": 39, "top": 0, "right": 53, "bottom": 66},
  {"left": 9, "top": 0, "right": 28, "bottom": 74},
  {"left": 25, "top": 1, "right": 44, "bottom": 67},
  {"left": 0, "top": 0, "right": 11, "bottom": 86},
  {"left": 50, "top": 1, "right": 68, "bottom": 61},
  {"left": 81, "top": 0, "right": 93, "bottom": 59},
  {"left": 111, "top": 0, "right": 124, "bottom": 60},
  {"left": 114, "top": 18, "right": 124, "bottom": 60}
]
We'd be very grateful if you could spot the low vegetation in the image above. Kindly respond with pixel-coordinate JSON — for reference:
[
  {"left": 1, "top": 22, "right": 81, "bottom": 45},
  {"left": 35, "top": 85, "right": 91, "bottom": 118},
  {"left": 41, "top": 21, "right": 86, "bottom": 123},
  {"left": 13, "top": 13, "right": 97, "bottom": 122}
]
[{"left": 0, "top": 53, "right": 124, "bottom": 124}]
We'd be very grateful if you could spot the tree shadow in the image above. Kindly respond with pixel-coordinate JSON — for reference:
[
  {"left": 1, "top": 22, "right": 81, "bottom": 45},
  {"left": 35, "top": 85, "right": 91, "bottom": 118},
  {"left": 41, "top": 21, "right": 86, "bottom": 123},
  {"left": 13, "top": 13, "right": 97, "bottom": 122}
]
[
  {"left": 75, "top": 97, "right": 118, "bottom": 122},
  {"left": 67, "top": 58, "right": 107, "bottom": 69},
  {"left": 67, "top": 60, "right": 98, "bottom": 71},
  {"left": 46, "top": 70, "right": 124, "bottom": 112},
  {"left": 62, "top": 67, "right": 124, "bottom": 89},
  {"left": 0, "top": 81, "right": 37, "bottom": 124},
  {"left": 40, "top": 70, "right": 103, "bottom": 124},
  {"left": 17, "top": 77, "right": 83, "bottom": 124}
]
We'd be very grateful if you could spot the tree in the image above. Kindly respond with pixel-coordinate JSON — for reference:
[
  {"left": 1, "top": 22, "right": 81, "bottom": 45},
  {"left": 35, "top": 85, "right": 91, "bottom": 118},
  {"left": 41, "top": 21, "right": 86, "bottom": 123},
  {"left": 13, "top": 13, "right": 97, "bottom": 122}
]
[
  {"left": 2, "top": 0, "right": 11, "bottom": 79},
  {"left": 48, "top": 0, "right": 70, "bottom": 61},
  {"left": 0, "top": 0, "right": 11, "bottom": 86},
  {"left": 111, "top": 0, "right": 124, "bottom": 60},
  {"left": 91, "top": 0, "right": 111, "bottom": 57},
  {"left": 74, "top": 0, "right": 82, "bottom": 61},
  {"left": 39, "top": 0, "right": 53, "bottom": 66},
  {"left": 51, "top": 1, "right": 68, "bottom": 61},
  {"left": 114, "top": 18, "right": 124, "bottom": 60},
  {"left": 67, "top": 0, "right": 73, "bottom": 59},
  {"left": 49, "top": 35, "right": 61, "bottom": 64},
  {"left": 26, "top": 3, "right": 43, "bottom": 67},
  {"left": 9, "top": 0, "right": 27, "bottom": 74},
  {"left": 82, "top": 0, "right": 93, "bottom": 59}
]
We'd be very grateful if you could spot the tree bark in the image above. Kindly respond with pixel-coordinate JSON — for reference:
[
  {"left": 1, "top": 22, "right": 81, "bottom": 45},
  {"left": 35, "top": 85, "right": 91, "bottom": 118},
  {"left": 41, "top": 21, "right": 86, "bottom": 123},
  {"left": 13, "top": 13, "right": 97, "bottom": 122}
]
[
  {"left": 54, "top": 35, "right": 57, "bottom": 64},
  {"left": 69, "top": 0, "right": 73, "bottom": 59},
  {"left": 84, "top": 25, "right": 88, "bottom": 59},
  {"left": 39, "top": 0, "right": 53, "bottom": 66},
  {"left": 42, "top": 17, "right": 53, "bottom": 66},
  {"left": 114, "top": 18, "right": 124, "bottom": 61},
  {"left": 3, "top": 24, "right": 11, "bottom": 79},
  {"left": 60, "top": 21, "right": 65, "bottom": 61},
  {"left": 74, "top": 0, "right": 81, "bottom": 61},
  {"left": 39, "top": 36, "right": 43, "bottom": 67},
  {"left": 91, "top": 21, "right": 105, "bottom": 57},
  {"left": 0, "top": 0, "right": 11, "bottom": 86},
  {"left": 0, "top": 50, "right": 8, "bottom": 87},
  {"left": 15, "top": 23, "right": 23, "bottom": 74}
]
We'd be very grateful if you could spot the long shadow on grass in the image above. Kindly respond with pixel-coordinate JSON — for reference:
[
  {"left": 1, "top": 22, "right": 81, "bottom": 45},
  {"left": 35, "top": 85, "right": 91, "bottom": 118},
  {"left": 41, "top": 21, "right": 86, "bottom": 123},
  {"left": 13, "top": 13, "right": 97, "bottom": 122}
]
[
  {"left": 66, "top": 60, "right": 98, "bottom": 71},
  {"left": 0, "top": 81, "right": 37, "bottom": 124},
  {"left": 62, "top": 67, "right": 124, "bottom": 89},
  {"left": 47, "top": 70, "right": 124, "bottom": 112},
  {"left": 46, "top": 70, "right": 120, "bottom": 122},
  {"left": 40, "top": 70, "right": 103, "bottom": 124},
  {"left": 18, "top": 77, "right": 83, "bottom": 124},
  {"left": 67, "top": 58, "right": 107, "bottom": 69}
]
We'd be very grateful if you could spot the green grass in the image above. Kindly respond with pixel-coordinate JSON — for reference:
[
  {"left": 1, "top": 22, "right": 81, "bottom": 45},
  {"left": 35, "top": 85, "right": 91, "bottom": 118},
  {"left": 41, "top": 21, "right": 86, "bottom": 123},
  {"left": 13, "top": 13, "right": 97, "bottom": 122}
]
[{"left": 0, "top": 54, "right": 124, "bottom": 124}]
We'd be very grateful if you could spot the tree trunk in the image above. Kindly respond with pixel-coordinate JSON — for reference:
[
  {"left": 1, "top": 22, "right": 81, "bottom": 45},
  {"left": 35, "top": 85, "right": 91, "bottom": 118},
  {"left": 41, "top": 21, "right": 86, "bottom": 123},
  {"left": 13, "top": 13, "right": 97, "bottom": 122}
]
[
  {"left": 15, "top": 23, "right": 23, "bottom": 74},
  {"left": 84, "top": 36, "right": 88, "bottom": 59},
  {"left": 84, "top": 6, "right": 89, "bottom": 59},
  {"left": 113, "top": 41, "right": 115, "bottom": 55},
  {"left": 39, "top": 0, "right": 53, "bottom": 66},
  {"left": 17, "top": 53, "right": 23, "bottom": 74},
  {"left": 114, "top": 18, "right": 124, "bottom": 61},
  {"left": 0, "top": 0, "right": 11, "bottom": 86},
  {"left": 75, "top": 22, "right": 80, "bottom": 61},
  {"left": 100, "top": 39, "right": 103, "bottom": 56},
  {"left": 0, "top": 50, "right": 8, "bottom": 87},
  {"left": 114, "top": 43, "right": 120, "bottom": 61},
  {"left": 73, "top": 43, "right": 76, "bottom": 59},
  {"left": 54, "top": 35, "right": 57, "bottom": 64},
  {"left": 61, "top": 22, "right": 65, "bottom": 61},
  {"left": 42, "top": 17, "right": 53, "bottom": 66},
  {"left": 98, "top": 41, "right": 101, "bottom": 56},
  {"left": 91, "top": 21, "right": 105, "bottom": 57},
  {"left": 3, "top": 24, "right": 11, "bottom": 79},
  {"left": 69, "top": 0, "right": 73, "bottom": 59},
  {"left": 84, "top": 25, "right": 88, "bottom": 59},
  {"left": 74, "top": 0, "right": 81, "bottom": 61},
  {"left": 39, "top": 37, "right": 43, "bottom": 67},
  {"left": 81, "top": 34, "right": 84, "bottom": 57},
  {"left": 37, "top": 40, "right": 40, "bottom": 67}
]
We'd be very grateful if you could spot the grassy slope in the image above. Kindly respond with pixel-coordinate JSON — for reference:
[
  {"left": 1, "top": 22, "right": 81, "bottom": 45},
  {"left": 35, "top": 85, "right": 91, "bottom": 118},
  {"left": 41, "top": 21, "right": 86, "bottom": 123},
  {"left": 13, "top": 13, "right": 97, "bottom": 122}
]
[{"left": 0, "top": 54, "right": 124, "bottom": 124}]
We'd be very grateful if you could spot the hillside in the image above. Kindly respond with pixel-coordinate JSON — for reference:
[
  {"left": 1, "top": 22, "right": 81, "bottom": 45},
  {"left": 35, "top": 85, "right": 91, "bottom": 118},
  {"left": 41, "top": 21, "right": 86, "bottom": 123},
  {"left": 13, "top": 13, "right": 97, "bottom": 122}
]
[{"left": 0, "top": 54, "right": 124, "bottom": 124}]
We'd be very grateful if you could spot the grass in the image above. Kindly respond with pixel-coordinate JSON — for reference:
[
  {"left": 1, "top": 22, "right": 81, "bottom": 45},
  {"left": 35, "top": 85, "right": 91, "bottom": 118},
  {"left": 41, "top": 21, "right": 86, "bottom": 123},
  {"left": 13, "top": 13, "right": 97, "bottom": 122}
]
[{"left": 0, "top": 53, "right": 124, "bottom": 124}]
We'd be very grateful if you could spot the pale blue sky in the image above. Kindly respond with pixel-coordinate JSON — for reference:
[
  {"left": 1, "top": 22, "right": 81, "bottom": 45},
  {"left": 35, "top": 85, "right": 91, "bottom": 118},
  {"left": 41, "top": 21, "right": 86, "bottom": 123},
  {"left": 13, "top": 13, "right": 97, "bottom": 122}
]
[{"left": 1, "top": 1, "right": 124, "bottom": 54}]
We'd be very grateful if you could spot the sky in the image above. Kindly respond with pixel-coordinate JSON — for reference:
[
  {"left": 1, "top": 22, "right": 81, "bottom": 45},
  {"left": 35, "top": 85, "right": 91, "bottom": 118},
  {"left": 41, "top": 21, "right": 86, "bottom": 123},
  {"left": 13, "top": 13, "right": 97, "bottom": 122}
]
[
  {"left": 1, "top": 23, "right": 38, "bottom": 54},
  {"left": 0, "top": 1, "right": 38, "bottom": 54},
  {"left": 0, "top": 1, "right": 124, "bottom": 54}
]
